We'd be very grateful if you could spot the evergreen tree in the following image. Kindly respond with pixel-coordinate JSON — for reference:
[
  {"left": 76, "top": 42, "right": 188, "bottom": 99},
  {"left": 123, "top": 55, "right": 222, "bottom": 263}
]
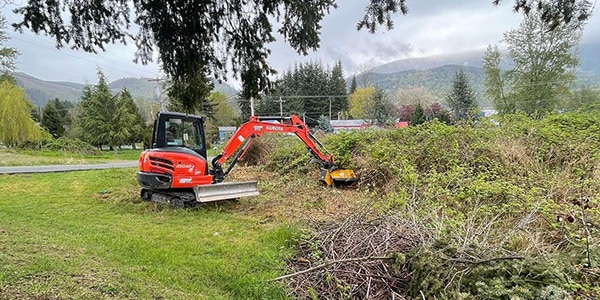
[
  {"left": 299, "top": 61, "right": 330, "bottom": 125},
  {"left": 410, "top": 103, "right": 426, "bottom": 126},
  {"left": 349, "top": 76, "right": 357, "bottom": 94},
  {"left": 77, "top": 70, "right": 116, "bottom": 149},
  {"left": 166, "top": 72, "right": 215, "bottom": 115},
  {"left": 261, "top": 60, "right": 349, "bottom": 126},
  {"left": 446, "top": 69, "right": 478, "bottom": 120},
  {"left": 328, "top": 60, "right": 349, "bottom": 117},
  {"left": 31, "top": 105, "right": 42, "bottom": 123},
  {"left": 50, "top": 98, "right": 75, "bottom": 128},
  {"left": 117, "top": 89, "right": 146, "bottom": 149},
  {"left": 109, "top": 100, "right": 133, "bottom": 157},
  {"left": 41, "top": 100, "right": 65, "bottom": 137},
  {"left": 316, "top": 115, "right": 333, "bottom": 133}
]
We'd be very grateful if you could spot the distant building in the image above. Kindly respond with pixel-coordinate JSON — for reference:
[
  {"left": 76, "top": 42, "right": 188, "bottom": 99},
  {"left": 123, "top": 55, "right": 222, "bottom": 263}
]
[
  {"left": 395, "top": 121, "right": 409, "bottom": 128},
  {"left": 330, "top": 119, "right": 369, "bottom": 133},
  {"left": 481, "top": 109, "right": 497, "bottom": 117},
  {"left": 218, "top": 126, "right": 237, "bottom": 141}
]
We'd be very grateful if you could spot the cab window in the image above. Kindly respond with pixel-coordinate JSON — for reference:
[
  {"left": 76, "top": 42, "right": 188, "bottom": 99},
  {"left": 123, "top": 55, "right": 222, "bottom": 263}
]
[{"left": 165, "top": 118, "right": 202, "bottom": 149}]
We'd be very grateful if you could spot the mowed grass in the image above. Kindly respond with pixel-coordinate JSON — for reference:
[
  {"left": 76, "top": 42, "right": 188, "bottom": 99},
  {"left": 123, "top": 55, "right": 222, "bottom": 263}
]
[
  {"left": 0, "top": 148, "right": 143, "bottom": 166},
  {"left": 0, "top": 168, "right": 296, "bottom": 299},
  {"left": 1, "top": 146, "right": 223, "bottom": 167}
]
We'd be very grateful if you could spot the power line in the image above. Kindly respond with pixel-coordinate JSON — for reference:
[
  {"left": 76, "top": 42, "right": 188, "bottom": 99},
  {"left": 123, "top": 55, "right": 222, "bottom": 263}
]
[
  {"left": 14, "top": 31, "right": 160, "bottom": 77},
  {"left": 8, "top": 34, "right": 159, "bottom": 80}
]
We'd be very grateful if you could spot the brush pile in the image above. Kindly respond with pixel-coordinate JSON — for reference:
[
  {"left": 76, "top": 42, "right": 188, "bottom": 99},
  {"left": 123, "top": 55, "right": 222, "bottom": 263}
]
[{"left": 282, "top": 215, "right": 427, "bottom": 299}]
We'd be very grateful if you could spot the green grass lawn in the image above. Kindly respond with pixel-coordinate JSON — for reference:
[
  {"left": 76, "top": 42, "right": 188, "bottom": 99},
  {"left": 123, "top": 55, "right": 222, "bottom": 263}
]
[
  {"left": 1, "top": 146, "right": 223, "bottom": 167},
  {"left": 0, "top": 149, "right": 142, "bottom": 166},
  {"left": 0, "top": 168, "right": 296, "bottom": 299}
]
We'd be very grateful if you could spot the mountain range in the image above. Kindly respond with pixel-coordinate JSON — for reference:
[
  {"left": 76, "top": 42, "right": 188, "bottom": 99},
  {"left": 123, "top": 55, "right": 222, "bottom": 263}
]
[
  {"left": 14, "top": 43, "right": 600, "bottom": 109},
  {"left": 14, "top": 73, "right": 239, "bottom": 108},
  {"left": 369, "top": 43, "right": 599, "bottom": 101}
]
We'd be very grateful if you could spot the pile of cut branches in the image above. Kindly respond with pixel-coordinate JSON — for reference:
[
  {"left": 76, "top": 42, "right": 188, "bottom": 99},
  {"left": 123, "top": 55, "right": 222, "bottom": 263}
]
[{"left": 277, "top": 214, "right": 426, "bottom": 299}]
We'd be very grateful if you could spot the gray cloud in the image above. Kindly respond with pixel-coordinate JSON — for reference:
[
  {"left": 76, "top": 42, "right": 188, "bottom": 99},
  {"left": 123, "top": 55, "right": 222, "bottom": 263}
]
[{"left": 2, "top": 0, "right": 599, "bottom": 84}]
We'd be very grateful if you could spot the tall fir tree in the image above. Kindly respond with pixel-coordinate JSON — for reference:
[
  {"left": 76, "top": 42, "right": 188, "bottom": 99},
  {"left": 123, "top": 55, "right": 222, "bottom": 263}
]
[
  {"left": 328, "top": 60, "right": 349, "bottom": 119},
  {"left": 446, "top": 69, "right": 478, "bottom": 120},
  {"left": 41, "top": 100, "right": 65, "bottom": 137},
  {"left": 117, "top": 89, "right": 146, "bottom": 149},
  {"left": 410, "top": 103, "right": 426, "bottom": 126},
  {"left": 77, "top": 70, "right": 117, "bottom": 149},
  {"left": 349, "top": 76, "right": 357, "bottom": 94},
  {"left": 255, "top": 60, "right": 349, "bottom": 126}
]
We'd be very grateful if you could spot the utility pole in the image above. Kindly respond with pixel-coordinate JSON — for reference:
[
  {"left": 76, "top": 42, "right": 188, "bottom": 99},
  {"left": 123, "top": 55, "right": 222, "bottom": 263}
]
[
  {"left": 148, "top": 77, "right": 165, "bottom": 112},
  {"left": 329, "top": 97, "right": 332, "bottom": 120},
  {"left": 278, "top": 96, "right": 284, "bottom": 117}
]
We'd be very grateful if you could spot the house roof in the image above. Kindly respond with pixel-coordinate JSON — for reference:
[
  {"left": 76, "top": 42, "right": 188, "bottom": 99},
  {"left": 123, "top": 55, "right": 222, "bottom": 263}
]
[{"left": 330, "top": 119, "right": 367, "bottom": 127}]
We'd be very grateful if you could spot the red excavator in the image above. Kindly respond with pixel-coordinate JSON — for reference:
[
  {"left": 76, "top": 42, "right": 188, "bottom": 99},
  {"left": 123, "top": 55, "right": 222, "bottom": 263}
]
[{"left": 137, "top": 111, "right": 357, "bottom": 207}]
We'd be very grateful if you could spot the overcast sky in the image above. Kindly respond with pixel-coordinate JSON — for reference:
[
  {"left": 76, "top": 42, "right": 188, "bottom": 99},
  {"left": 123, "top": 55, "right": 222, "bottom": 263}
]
[{"left": 2, "top": 1, "right": 599, "bottom": 86}]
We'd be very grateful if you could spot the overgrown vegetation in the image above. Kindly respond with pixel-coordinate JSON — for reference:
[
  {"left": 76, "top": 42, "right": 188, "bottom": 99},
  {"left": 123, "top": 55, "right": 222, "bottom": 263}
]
[{"left": 247, "top": 112, "right": 600, "bottom": 298}]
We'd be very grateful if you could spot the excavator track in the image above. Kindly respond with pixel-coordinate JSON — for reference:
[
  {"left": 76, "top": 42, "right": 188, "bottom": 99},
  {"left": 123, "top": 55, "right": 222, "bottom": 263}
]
[{"left": 141, "top": 189, "right": 197, "bottom": 208}]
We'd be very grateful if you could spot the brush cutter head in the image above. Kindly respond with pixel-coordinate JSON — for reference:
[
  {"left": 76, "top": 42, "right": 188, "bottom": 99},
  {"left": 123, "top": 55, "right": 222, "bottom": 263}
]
[{"left": 320, "top": 169, "right": 357, "bottom": 187}]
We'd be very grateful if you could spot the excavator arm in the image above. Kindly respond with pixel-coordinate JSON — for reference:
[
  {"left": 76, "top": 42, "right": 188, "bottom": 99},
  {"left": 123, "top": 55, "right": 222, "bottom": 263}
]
[{"left": 211, "top": 114, "right": 355, "bottom": 186}]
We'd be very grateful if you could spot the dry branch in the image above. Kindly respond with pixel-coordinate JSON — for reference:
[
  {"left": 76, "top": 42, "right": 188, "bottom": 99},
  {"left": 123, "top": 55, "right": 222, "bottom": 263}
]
[
  {"left": 271, "top": 256, "right": 392, "bottom": 281},
  {"left": 281, "top": 214, "right": 426, "bottom": 299}
]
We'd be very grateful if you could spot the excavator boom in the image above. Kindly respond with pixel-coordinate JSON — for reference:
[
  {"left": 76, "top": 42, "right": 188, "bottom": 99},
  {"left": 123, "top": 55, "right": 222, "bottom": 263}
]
[{"left": 212, "top": 114, "right": 356, "bottom": 186}]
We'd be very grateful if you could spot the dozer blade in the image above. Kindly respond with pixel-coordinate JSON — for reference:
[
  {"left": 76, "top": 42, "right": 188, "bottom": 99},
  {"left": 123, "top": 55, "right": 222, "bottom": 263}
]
[
  {"left": 194, "top": 181, "right": 260, "bottom": 203},
  {"left": 320, "top": 169, "right": 358, "bottom": 187}
]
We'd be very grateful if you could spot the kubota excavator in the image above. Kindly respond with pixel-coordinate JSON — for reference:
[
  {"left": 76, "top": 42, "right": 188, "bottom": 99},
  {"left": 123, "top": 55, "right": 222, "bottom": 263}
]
[{"left": 137, "top": 111, "right": 356, "bottom": 207}]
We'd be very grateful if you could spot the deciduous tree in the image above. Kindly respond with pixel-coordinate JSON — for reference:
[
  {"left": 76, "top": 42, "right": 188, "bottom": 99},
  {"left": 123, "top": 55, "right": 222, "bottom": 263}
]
[
  {"left": 349, "top": 87, "right": 375, "bottom": 119},
  {"left": 0, "top": 15, "right": 18, "bottom": 75},
  {"left": 394, "top": 86, "right": 439, "bottom": 108},
  {"left": 364, "top": 88, "right": 393, "bottom": 125},
  {"left": 0, "top": 81, "right": 47, "bottom": 147},
  {"left": 503, "top": 10, "right": 581, "bottom": 118},
  {"left": 482, "top": 45, "right": 513, "bottom": 114}
]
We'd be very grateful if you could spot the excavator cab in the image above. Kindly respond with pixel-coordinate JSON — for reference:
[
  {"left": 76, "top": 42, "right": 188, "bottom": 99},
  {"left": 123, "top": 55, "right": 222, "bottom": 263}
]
[{"left": 151, "top": 112, "right": 207, "bottom": 159}]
